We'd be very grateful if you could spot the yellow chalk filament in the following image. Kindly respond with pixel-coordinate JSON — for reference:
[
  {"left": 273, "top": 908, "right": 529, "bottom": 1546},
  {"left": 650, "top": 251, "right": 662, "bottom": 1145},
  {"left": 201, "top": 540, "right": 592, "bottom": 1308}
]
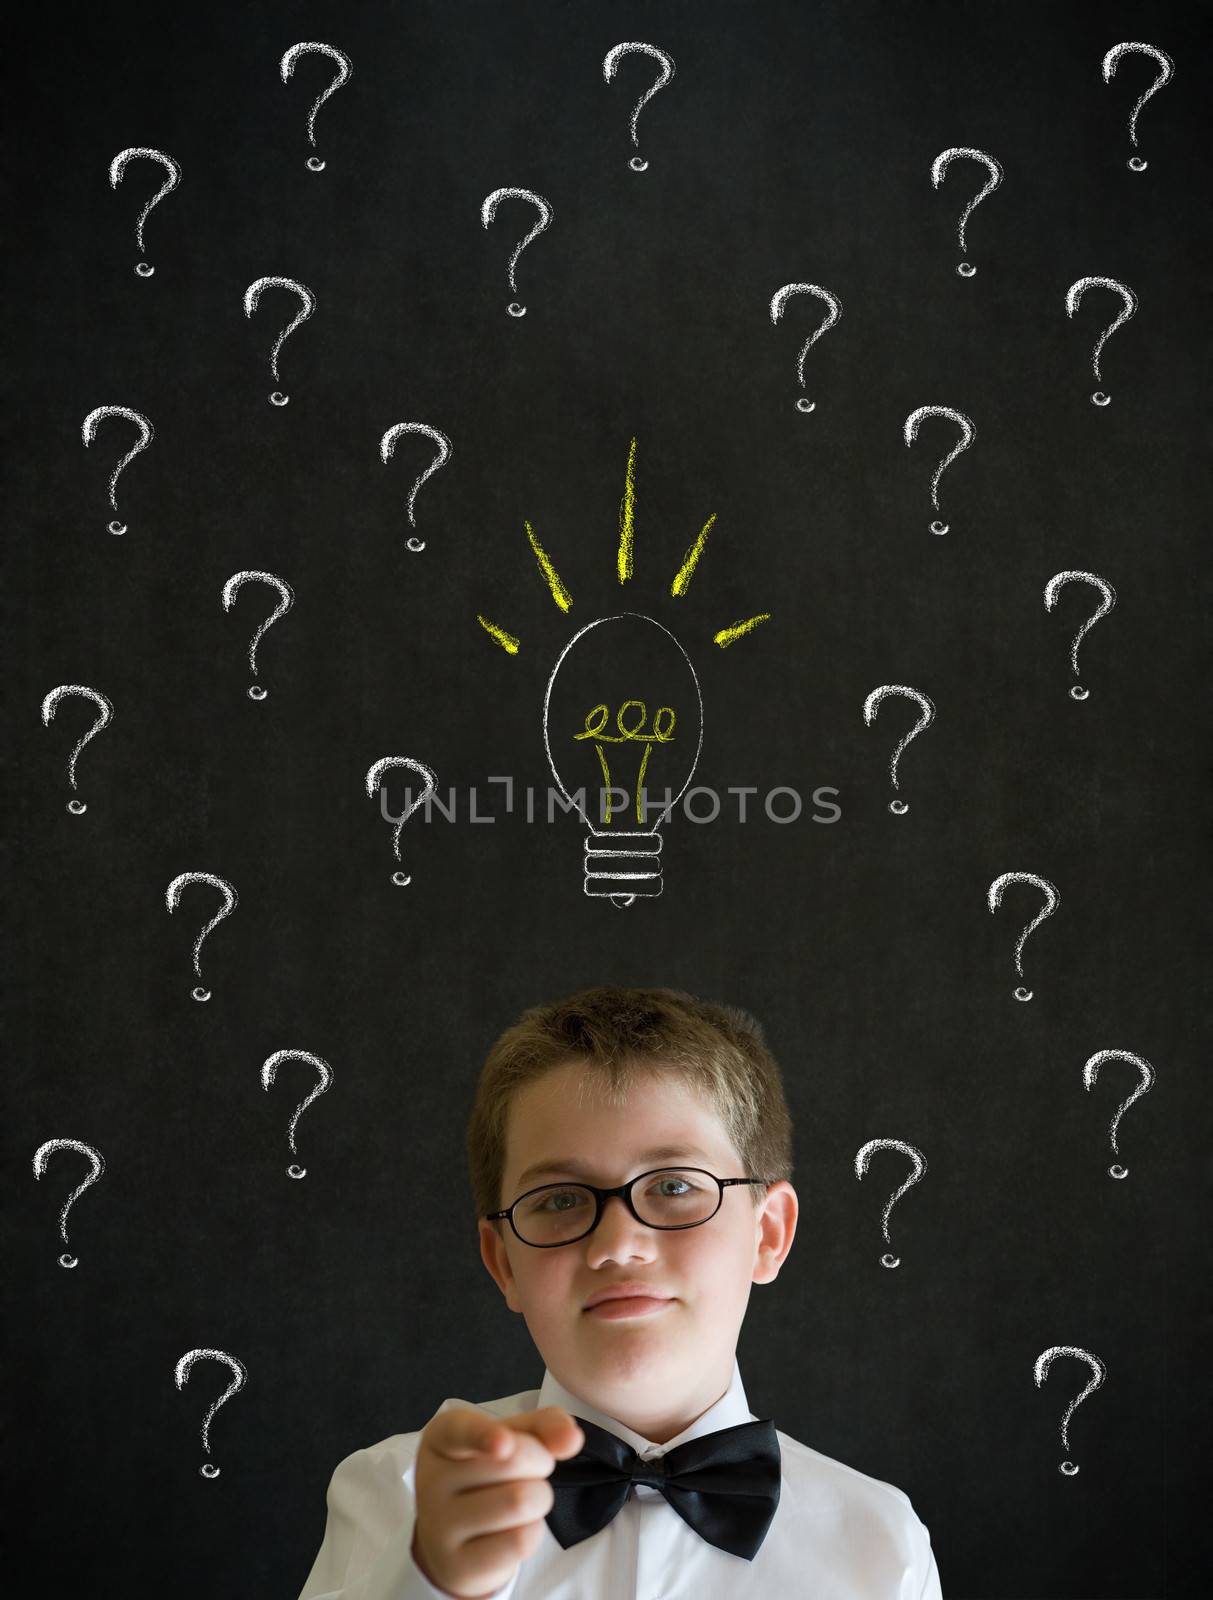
[
  {"left": 670, "top": 512, "right": 716, "bottom": 596},
  {"left": 526, "top": 520, "right": 573, "bottom": 612},
  {"left": 477, "top": 616, "right": 520, "bottom": 654},
  {"left": 592, "top": 744, "right": 613, "bottom": 822},
  {"left": 714, "top": 614, "right": 771, "bottom": 648},
  {"left": 633, "top": 743, "right": 653, "bottom": 824},
  {"left": 588, "top": 733, "right": 655, "bottom": 824},
  {"left": 576, "top": 702, "right": 673, "bottom": 825},
  {"left": 617, "top": 437, "right": 637, "bottom": 584}
]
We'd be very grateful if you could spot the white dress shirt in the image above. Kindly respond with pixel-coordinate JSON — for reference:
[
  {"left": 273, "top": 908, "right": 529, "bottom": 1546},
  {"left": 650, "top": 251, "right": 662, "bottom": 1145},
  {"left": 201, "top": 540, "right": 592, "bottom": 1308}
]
[{"left": 297, "top": 1355, "right": 943, "bottom": 1600}]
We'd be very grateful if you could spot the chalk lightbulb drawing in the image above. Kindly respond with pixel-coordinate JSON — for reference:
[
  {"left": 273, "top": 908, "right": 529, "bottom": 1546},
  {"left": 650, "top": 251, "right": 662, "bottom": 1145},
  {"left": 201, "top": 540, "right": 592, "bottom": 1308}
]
[
  {"left": 477, "top": 438, "right": 770, "bottom": 906},
  {"left": 543, "top": 615, "right": 703, "bottom": 905}
]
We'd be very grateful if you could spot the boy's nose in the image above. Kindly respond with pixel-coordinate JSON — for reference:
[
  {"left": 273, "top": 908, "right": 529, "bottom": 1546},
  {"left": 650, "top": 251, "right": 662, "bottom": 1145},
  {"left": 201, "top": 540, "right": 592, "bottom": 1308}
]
[{"left": 587, "top": 1193, "right": 655, "bottom": 1250}]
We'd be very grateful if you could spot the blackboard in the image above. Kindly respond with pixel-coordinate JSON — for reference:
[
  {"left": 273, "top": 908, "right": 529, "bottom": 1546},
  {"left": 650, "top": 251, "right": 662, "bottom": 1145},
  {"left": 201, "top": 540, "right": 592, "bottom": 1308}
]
[{"left": 9, "top": 3, "right": 1208, "bottom": 1596}]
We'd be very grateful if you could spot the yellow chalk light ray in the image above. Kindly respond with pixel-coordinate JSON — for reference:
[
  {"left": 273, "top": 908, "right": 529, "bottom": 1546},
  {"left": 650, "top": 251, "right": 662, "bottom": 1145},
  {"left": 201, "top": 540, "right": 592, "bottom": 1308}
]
[
  {"left": 477, "top": 616, "right": 519, "bottom": 653},
  {"left": 477, "top": 437, "right": 770, "bottom": 652},
  {"left": 618, "top": 435, "right": 637, "bottom": 583},
  {"left": 526, "top": 518, "right": 573, "bottom": 612},
  {"left": 714, "top": 614, "right": 772, "bottom": 648},
  {"left": 671, "top": 513, "right": 716, "bottom": 597}
]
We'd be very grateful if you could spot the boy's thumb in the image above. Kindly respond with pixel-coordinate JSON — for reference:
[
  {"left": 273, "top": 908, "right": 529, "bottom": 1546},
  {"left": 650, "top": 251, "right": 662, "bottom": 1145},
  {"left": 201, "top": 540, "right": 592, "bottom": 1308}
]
[
  {"left": 557, "top": 1415, "right": 586, "bottom": 1454},
  {"left": 514, "top": 1408, "right": 584, "bottom": 1453}
]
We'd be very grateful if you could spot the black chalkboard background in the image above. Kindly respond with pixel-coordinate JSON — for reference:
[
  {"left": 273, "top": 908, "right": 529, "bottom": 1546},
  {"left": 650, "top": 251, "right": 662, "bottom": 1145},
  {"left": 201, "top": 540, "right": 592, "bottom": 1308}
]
[{"left": 7, "top": 3, "right": 1210, "bottom": 1597}]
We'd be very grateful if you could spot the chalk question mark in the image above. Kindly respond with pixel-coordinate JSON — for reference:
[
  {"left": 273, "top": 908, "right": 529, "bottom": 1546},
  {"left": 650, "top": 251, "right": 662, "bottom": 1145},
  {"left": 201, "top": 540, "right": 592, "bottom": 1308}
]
[
  {"left": 365, "top": 757, "right": 438, "bottom": 886},
  {"left": 479, "top": 188, "right": 554, "bottom": 317},
  {"left": 854, "top": 1138, "right": 927, "bottom": 1269},
  {"left": 1065, "top": 276, "right": 1137, "bottom": 407},
  {"left": 32, "top": 1138, "right": 105, "bottom": 1269},
  {"left": 242, "top": 276, "right": 317, "bottom": 406},
  {"left": 379, "top": 424, "right": 453, "bottom": 551},
  {"left": 1033, "top": 1346, "right": 1106, "bottom": 1476},
  {"left": 863, "top": 685, "right": 935, "bottom": 814},
  {"left": 602, "top": 42, "right": 676, "bottom": 171},
  {"left": 280, "top": 41, "right": 352, "bottom": 171},
  {"left": 108, "top": 146, "right": 181, "bottom": 277},
  {"left": 40, "top": 685, "right": 114, "bottom": 814},
  {"left": 930, "top": 147, "right": 1003, "bottom": 277},
  {"left": 1083, "top": 1050, "right": 1155, "bottom": 1180},
  {"left": 769, "top": 284, "right": 844, "bottom": 413},
  {"left": 261, "top": 1050, "right": 333, "bottom": 1180},
  {"left": 175, "top": 1349, "right": 247, "bottom": 1479},
  {"left": 1043, "top": 570, "right": 1117, "bottom": 701},
  {"left": 1102, "top": 43, "right": 1174, "bottom": 172},
  {"left": 903, "top": 405, "right": 975, "bottom": 535},
  {"left": 165, "top": 872, "right": 238, "bottom": 1002},
  {"left": 221, "top": 571, "right": 295, "bottom": 700},
  {"left": 987, "top": 871, "right": 1059, "bottom": 1002},
  {"left": 82, "top": 405, "right": 154, "bottom": 535}
]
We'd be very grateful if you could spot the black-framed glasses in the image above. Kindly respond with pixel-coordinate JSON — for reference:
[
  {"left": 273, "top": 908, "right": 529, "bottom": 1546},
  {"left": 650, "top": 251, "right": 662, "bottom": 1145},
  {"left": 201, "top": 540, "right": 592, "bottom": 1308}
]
[{"left": 484, "top": 1167, "right": 777, "bottom": 1248}]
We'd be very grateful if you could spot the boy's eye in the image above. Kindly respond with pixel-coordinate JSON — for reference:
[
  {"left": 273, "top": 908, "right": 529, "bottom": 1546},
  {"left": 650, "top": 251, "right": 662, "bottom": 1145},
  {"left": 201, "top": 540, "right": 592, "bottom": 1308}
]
[
  {"left": 513, "top": 1170, "right": 719, "bottom": 1241},
  {"left": 526, "top": 1172, "right": 698, "bottom": 1214},
  {"left": 653, "top": 1176, "right": 693, "bottom": 1196}
]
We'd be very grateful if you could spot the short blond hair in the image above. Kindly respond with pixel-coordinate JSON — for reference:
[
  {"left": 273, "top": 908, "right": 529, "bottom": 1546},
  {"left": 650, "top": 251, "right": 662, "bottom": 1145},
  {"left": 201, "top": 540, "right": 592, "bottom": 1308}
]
[{"left": 467, "top": 984, "right": 794, "bottom": 1228}]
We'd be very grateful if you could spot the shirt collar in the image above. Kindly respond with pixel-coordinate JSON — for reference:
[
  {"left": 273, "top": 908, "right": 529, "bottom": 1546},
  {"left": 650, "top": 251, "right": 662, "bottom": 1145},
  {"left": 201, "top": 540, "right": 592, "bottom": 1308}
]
[{"left": 537, "top": 1355, "right": 754, "bottom": 1457}]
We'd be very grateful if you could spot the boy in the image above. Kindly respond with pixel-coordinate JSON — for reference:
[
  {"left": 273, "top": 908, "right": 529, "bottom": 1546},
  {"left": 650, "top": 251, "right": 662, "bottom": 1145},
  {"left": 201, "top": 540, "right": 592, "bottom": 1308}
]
[{"left": 298, "top": 986, "right": 943, "bottom": 1598}]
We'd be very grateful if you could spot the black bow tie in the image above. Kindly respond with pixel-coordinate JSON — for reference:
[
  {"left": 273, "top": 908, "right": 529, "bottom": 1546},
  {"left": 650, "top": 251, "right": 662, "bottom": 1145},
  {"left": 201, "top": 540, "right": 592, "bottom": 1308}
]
[{"left": 546, "top": 1414, "right": 781, "bottom": 1561}]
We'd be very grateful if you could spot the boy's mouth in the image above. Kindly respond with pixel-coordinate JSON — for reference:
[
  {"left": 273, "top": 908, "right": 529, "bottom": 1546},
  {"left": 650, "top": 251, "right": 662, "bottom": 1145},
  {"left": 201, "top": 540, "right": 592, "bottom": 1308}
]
[
  {"left": 583, "top": 1281, "right": 673, "bottom": 1310},
  {"left": 585, "top": 1295, "right": 674, "bottom": 1320}
]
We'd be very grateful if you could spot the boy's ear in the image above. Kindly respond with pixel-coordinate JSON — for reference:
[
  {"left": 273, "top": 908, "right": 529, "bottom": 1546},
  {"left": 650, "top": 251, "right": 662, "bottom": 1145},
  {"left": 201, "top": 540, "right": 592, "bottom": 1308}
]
[
  {"left": 752, "top": 1181, "right": 798, "bottom": 1284},
  {"left": 479, "top": 1219, "right": 523, "bottom": 1311}
]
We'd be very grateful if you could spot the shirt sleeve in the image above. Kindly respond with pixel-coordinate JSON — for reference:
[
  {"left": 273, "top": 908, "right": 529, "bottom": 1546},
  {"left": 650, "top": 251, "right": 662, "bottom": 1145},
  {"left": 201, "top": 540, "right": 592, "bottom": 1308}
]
[
  {"left": 915, "top": 1528, "right": 943, "bottom": 1600},
  {"left": 296, "top": 1439, "right": 519, "bottom": 1600}
]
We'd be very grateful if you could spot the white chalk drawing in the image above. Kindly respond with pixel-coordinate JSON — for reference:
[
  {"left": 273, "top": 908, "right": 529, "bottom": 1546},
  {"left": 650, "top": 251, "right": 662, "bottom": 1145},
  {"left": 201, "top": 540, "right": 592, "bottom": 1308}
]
[
  {"left": 40, "top": 685, "right": 114, "bottom": 814},
  {"left": 542, "top": 614, "right": 704, "bottom": 908},
  {"left": 379, "top": 424, "right": 452, "bottom": 551},
  {"left": 82, "top": 405, "right": 154, "bottom": 535},
  {"left": 174, "top": 1349, "right": 248, "bottom": 1479},
  {"left": 479, "top": 188, "right": 554, "bottom": 317},
  {"left": 769, "top": 284, "right": 844, "bottom": 412},
  {"left": 1102, "top": 42, "right": 1175, "bottom": 171},
  {"left": 862, "top": 685, "right": 935, "bottom": 814},
  {"left": 1033, "top": 1346, "right": 1106, "bottom": 1476},
  {"left": 165, "top": 872, "right": 238, "bottom": 1002},
  {"left": 365, "top": 758, "right": 439, "bottom": 885},
  {"left": 903, "top": 405, "right": 975, "bottom": 535},
  {"left": 930, "top": 147, "right": 1003, "bottom": 276},
  {"left": 854, "top": 1138, "right": 927, "bottom": 1270},
  {"left": 602, "top": 42, "right": 676, "bottom": 171},
  {"left": 108, "top": 146, "right": 180, "bottom": 276},
  {"left": 32, "top": 1138, "right": 105, "bottom": 1269},
  {"left": 1064, "top": 276, "right": 1137, "bottom": 407},
  {"left": 261, "top": 1050, "right": 333, "bottom": 1180},
  {"left": 1043, "top": 570, "right": 1117, "bottom": 700},
  {"left": 987, "top": 871, "right": 1059, "bottom": 1002},
  {"left": 280, "top": 42, "right": 352, "bottom": 171},
  {"left": 1083, "top": 1050, "right": 1155, "bottom": 1180},
  {"left": 242, "top": 276, "right": 316, "bottom": 405},
  {"left": 221, "top": 571, "right": 295, "bottom": 700}
]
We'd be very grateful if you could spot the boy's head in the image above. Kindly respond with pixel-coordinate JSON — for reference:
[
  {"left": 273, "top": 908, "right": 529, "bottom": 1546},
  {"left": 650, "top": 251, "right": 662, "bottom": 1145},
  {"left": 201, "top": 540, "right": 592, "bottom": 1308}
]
[{"left": 470, "top": 986, "right": 798, "bottom": 1442}]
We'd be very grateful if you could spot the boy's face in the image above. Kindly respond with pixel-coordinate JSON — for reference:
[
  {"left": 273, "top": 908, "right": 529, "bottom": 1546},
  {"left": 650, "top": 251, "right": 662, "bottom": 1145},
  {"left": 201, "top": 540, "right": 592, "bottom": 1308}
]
[{"left": 479, "top": 1060, "right": 797, "bottom": 1443}]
